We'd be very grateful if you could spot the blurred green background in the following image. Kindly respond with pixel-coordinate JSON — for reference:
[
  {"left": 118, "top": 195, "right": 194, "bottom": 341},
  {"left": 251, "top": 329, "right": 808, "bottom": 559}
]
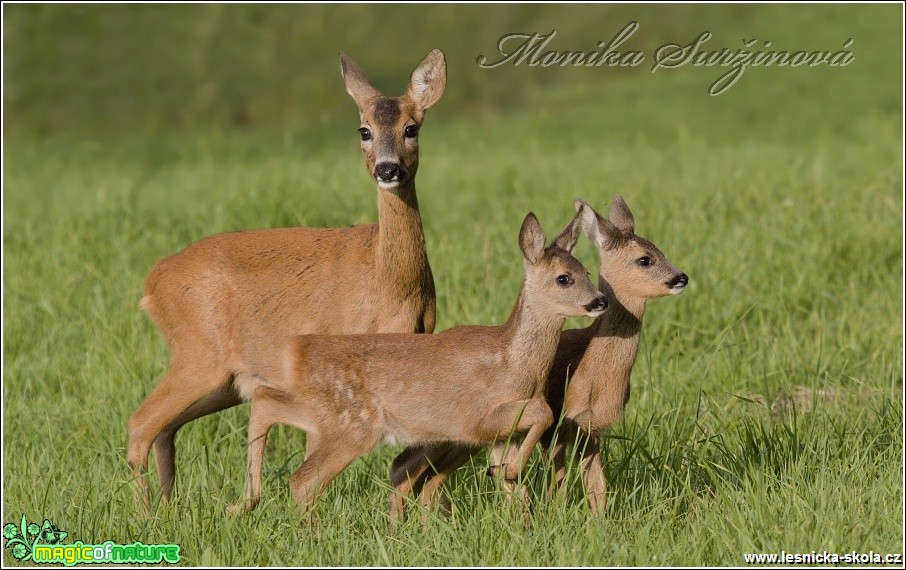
[{"left": 4, "top": 3, "right": 899, "bottom": 137}]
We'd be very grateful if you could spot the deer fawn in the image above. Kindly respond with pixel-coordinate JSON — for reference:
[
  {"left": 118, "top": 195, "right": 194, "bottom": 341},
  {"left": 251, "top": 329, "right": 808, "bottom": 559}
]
[
  {"left": 389, "top": 195, "right": 688, "bottom": 519},
  {"left": 226, "top": 212, "right": 608, "bottom": 515},
  {"left": 128, "top": 49, "right": 446, "bottom": 510}
]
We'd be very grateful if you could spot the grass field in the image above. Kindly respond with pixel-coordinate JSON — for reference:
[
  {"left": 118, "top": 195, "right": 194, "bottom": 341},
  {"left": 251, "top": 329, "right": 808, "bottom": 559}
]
[{"left": 3, "top": 4, "right": 903, "bottom": 566}]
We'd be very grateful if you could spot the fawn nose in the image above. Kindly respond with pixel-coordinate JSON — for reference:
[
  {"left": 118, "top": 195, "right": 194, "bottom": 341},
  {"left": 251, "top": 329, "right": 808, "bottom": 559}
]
[
  {"left": 374, "top": 162, "right": 403, "bottom": 183},
  {"left": 668, "top": 273, "right": 689, "bottom": 289},
  {"left": 585, "top": 295, "right": 608, "bottom": 315}
]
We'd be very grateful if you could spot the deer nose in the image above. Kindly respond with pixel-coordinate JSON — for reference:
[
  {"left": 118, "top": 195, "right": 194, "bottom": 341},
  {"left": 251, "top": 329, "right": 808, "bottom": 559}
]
[
  {"left": 668, "top": 273, "right": 689, "bottom": 289},
  {"left": 374, "top": 162, "right": 402, "bottom": 182},
  {"left": 585, "top": 295, "right": 608, "bottom": 314}
]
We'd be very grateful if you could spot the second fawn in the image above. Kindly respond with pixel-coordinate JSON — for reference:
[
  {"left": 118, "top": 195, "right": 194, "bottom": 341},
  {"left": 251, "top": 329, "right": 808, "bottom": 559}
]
[
  {"left": 389, "top": 195, "right": 688, "bottom": 518},
  {"left": 127, "top": 49, "right": 446, "bottom": 510},
  {"left": 228, "top": 212, "right": 608, "bottom": 514}
]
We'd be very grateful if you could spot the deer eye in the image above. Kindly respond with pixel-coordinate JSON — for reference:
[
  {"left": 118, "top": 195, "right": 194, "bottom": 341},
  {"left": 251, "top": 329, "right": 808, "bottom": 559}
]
[
  {"left": 556, "top": 274, "right": 574, "bottom": 287},
  {"left": 636, "top": 256, "right": 652, "bottom": 267},
  {"left": 404, "top": 124, "right": 419, "bottom": 138},
  {"left": 358, "top": 127, "right": 372, "bottom": 141}
]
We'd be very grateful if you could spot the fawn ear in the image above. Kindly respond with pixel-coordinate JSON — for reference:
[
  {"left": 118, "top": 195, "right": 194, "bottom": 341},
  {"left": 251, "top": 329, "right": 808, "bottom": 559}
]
[
  {"left": 519, "top": 213, "right": 546, "bottom": 265},
  {"left": 577, "top": 199, "right": 611, "bottom": 249},
  {"left": 609, "top": 194, "right": 635, "bottom": 234},
  {"left": 552, "top": 203, "right": 583, "bottom": 253},
  {"left": 407, "top": 49, "right": 447, "bottom": 112},
  {"left": 340, "top": 52, "right": 383, "bottom": 110}
]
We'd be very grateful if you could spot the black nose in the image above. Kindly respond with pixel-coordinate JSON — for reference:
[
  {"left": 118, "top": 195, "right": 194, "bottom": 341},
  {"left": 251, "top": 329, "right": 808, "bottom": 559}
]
[
  {"left": 668, "top": 273, "right": 689, "bottom": 288},
  {"left": 375, "top": 162, "right": 402, "bottom": 182},
  {"left": 585, "top": 296, "right": 608, "bottom": 313}
]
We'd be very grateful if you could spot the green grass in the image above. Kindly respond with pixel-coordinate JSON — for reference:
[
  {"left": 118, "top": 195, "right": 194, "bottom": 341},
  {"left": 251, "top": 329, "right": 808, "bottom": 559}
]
[{"left": 3, "top": 4, "right": 903, "bottom": 566}]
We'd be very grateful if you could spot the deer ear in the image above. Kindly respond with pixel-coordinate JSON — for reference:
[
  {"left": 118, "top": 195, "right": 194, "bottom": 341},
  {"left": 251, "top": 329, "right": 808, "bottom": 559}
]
[
  {"left": 600, "top": 218, "right": 624, "bottom": 243},
  {"left": 577, "top": 200, "right": 609, "bottom": 249},
  {"left": 609, "top": 194, "right": 635, "bottom": 234},
  {"left": 552, "top": 203, "right": 583, "bottom": 253},
  {"left": 407, "top": 49, "right": 446, "bottom": 112},
  {"left": 340, "top": 52, "right": 383, "bottom": 110},
  {"left": 519, "top": 213, "right": 546, "bottom": 265}
]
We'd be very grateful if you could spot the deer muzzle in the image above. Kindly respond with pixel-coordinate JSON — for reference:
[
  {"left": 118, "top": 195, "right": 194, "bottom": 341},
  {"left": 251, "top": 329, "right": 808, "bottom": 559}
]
[
  {"left": 584, "top": 295, "right": 608, "bottom": 316},
  {"left": 667, "top": 273, "right": 689, "bottom": 294},
  {"left": 374, "top": 161, "right": 406, "bottom": 186}
]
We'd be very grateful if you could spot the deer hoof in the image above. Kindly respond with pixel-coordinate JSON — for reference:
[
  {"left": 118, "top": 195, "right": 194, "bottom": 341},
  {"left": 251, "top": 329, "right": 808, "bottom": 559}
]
[
  {"left": 226, "top": 502, "right": 247, "bottom": 516},
  {"left": 487, "top": 464, "right": 510, "bottom": 478}
]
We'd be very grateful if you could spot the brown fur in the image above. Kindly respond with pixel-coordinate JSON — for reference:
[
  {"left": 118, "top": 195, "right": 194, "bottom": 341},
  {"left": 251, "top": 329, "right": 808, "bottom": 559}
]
[
  {"left": 391, "top": 195, "right": 688, "bottom": 519},
  {"left": 127, "top": 50, "right": 447, "bottom": 511},
  {"left": 227, "top": 212, "right": 608, "bottom": 515}
]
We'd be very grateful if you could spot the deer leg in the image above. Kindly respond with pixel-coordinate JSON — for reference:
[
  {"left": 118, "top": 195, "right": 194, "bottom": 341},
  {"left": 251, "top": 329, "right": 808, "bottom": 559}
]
[
  {"left": 415, "top": 445, "right": 478, "bottom": 525},
  {"left": 389, "top": 444, "right": 451, "bottom": 525},
  {"left": 153, "top": 386, "right": 243, "bottom": 501},
  {"left": 490, "top": 440, "right": 536, "bottom": 528},
  {"left": 489, "top": 442, "right": 530, "bottom": 503},
  {"left": 127, "top": 363, "right": 230, "bottom": 512},
  {"left": 548, "top": 440, "right": 568, "bottom": 492},
  {"left": 288, "top": 435, "right": 374, "bottom": 514},
  {"left": 577, "top": 434, "right": 607, "bottom": 514},
  {"left": 227, "top": 393, "right": 279, "bottom": 515},
  {"left": 544, "top": 422, "right": 578, "bottom": 499},
  {"left": 477, "top": 398, "right": 554, "bottom": 481}
]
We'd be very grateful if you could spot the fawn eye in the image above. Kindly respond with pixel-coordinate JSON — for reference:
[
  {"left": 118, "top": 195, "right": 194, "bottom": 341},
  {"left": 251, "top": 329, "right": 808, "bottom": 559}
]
[
  {"left": 556, "top": 274, "right": 574, "bottom": 287},
  {"left": 404, "top": 124, "right": 419, "bottom": 138},
  {"left": 358, "top": 127, "right": 372, "bottom": 141},
  {"left": 636, "top": 256, "right": 652, "bottom": 267}
]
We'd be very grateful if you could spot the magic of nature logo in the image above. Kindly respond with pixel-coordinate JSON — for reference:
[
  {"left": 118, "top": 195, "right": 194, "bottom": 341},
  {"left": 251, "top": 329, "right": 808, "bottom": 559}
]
[{"left": 3, "top": 514, "right": 180, "bottom": 566}]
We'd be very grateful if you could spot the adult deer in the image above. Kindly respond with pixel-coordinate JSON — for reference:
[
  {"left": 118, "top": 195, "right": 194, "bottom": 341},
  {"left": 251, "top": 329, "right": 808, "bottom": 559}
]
[
  {"left": 390, "top": 196, "right": 688, "bottom": 519},
  {"left": 227, "top": 212, "right": 608, "bottom": 515},
  {"left": 128, "top": 49, "right": 446, "bottom": 510}
]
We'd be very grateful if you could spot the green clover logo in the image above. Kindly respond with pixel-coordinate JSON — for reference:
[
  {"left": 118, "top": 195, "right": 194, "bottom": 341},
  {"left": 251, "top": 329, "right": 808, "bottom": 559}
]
[
  {"left": 11, "top": 543, "right": 28, "bottom": 560},
  {"left": 2, "top": 514, "right": 69, "bottom": 562},
  {"left": 1, "top": 524, "right": 17, "bottom": 540}
]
